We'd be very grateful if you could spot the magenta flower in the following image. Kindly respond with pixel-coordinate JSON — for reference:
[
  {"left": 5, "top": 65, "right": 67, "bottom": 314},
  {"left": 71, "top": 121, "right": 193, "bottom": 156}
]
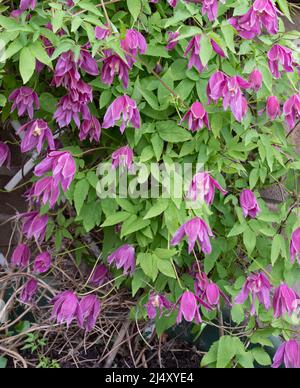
[
  {"left": 107, "top": 244, "right": 135, "bottom": 275},
  {"left": 18, "top": 119, "right": 55, "bottom": 154},
  {"left": 102, "top": 95, "right": 141, "bottom": 134},
  {"left": 32, "top": 176, "right": 60, "bottom": 209},
  {"left": 240, "top": 189, "right": 261, "bottom": 218},
  {"left": 195, "top": 272, "right": 229, "bottom": 308},
  {"left": 11, "top": 0, "right": 36, "bottom": 17},
  {"left": 168, "top": 0, "right": 177, "bottom": 6},
  {"left": 202, "top": 0, "right": 220, "bottom": 21},
  {"left": 248, "top": 69, "right": 263, "bottom": 92},
  {"left": 111, "top": 146, "right": 134, "bottom": 170},
  {"left": 145, "top": 293, "right": 173, "bottom": 319},
  {"left": 171, "top": 217, "right": 213, "bottom": 254},
  {"left": 181, "top": 101, "right": 210, "bottom": 132},
  {"left": 272, "top": 340, "right": 300, "bottom": 369},
  {"left": 52, "top": 51, "right": 80, "bottom": 89},
  {"left": 89, "top": 265, "right": 109, "bottom": 287},
  {"left": 79, "top": 116, "right": 101, "bottom": 143},
  {"left": 184, "top": 36, "right": 204, "bottom": 73},
  {"left": 54, "top": 94, "right": 88, "bottom": 128},
  {"left": 77, "top": 295, "right": 101, "bottom": 331},
  {"left": 79, "top": 45, "right": 99, "bottom": 76},
  {"left": 210, "top": 39, "right": 226, "bottom": 58},
  {"left": 235, "top": 272, "right": 271, "bottom": 315},
  {"left": 273, "top": 284, "right": 299, "bottom": 318},
  {"left": 11, "top": 244, "right": 30, "bottom": 268},
  {"left": 187, "top": 172, "right": 227, "bottom": 205},
  {"left": 9, "top": 87, "right": 39, "bottom": 119},
  {"left": 290, "top": 228, "right": 300, "bottom": 265},
  {"left": 268, "top": 45, "right": 293, "bottom": 79},
  {"left": 207, "top": 71, "right": 228, "bottom": 103},
  {"left": 34, "top": 252, "right": 51, "bottom": 274},
  {"left": 0, "top": 142, "right": 11, "bottom": 169},
  {"left": 22, "top": 211, "right": 48, "bottom": 242},
  {"left": 283, "top": 94, "right": 300, "bottom": 130},
  {"left": 69, "top": 79, "right": 93, "bottom": 105},
  {"left": 121, "top": 29, "right": 147, "bottom": 66},
  {"left": 101, "top": 51, "right": 130, "bottom": 89},
  {"left": 95, "top": 25, "right": 111, "bottom": 40},
  {"left": 20, "top": 279, "right": 38, "bottom": 304},
  {"left": 266, "top": 96, "right": 281, "bottom": 121},
  {"left": 166, "top": 31, "right": 180, "bottom": 51},
  {"left": 229, "top": 8, "right": 261, "bottom": 40},
  {"left": 176, "top": 291, "right": 211, "bottom": 324},
  {"left": 51, "top": 291, "right": 80, "bottom": 326}
]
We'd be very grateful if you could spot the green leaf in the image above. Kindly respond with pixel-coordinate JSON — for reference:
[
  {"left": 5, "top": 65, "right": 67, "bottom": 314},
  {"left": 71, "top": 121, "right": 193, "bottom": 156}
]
[
  {"left": 101, "top": 211, "right": 131, "bottom": 227},
  {"left": 132, "top": 268, "right": 148, "bottom": 296},
  {"left": 271, "top": 234, "right": 283, "bottom": 266},
  {"left": 30, "top": 41, "right": 52, "bottom": 67},
  {"left": 121, "top": 217, "right": 151, "bottom": 237},
  {"left": 52, "top": 10, "right": 64, "bottom": 33},
  {"left": 200, "top": 34, "right": 213, "bottom": 67},
  {"left": 157, "top": 121, "right": 192, "bottom": 143},
  {"left": 243, "top": 227, "right": 256, "bottom": 255},
  {"left": 74, "top": 179, "right": 90, "bottom": 215},
  {"left": 251, "top": 347, "right": 272, "bottom": 366},
  {"left": 201, "top": 341, "right": 219, "bottom": 367},
  {"left": 137, "top": 253, "right": 158, "bottom": 281},
  {"left": 127, "top": 0, "right": 141, "bottom": 21},
  {"left": 156, "top": 258, "right": 176, "bottom": 279},
  {"left": 221, "top": 22, "right": 236, "bottom": 53},
  {"left": 277, "top": 0, "right": 292, "bottom": 22},
  {"left": 144, "top": 199, "right": 169, "bottom": 219},
  {"left": 228, "top": 222, "right": 247, "bottom": 237},
  {"left": 19, "top": 47, "right": 36, "bottom": 83},
  {"left": 0, "top": 357, "right": 7, "bottom": 369},
  {"left": 217, "top": 336, "right": 244, "bottom": 368}
]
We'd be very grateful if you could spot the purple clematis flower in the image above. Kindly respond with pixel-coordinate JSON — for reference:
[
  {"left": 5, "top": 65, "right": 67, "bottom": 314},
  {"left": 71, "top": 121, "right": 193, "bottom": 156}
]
[
  {"left": 187, "top": 172, "right": 227, "bottom": 205},
  {"left": 265, "top": 96, "right": 281, "bottom": 121},
  {"left": 79, "top": 44, "right": 99, "bottom": 76},
  {"left": 0, "top": 142, "right": 11, "bottom": 169},
  {"left": 79, "top": 116, "right": 101, "bottom": 143},
  {"left": 121, "top": 29, "right": 147, "bottom": 66},
  {"left": 176, "top": 291, "right": 211, "bottom": 324},
  {"left": 89, "top": 265, "right": 109, "bottom": 287},
  {"left": 101, "top": 50, "right": 130, "bottom": 89},
  {"left": 166, "top": 31, "right": 180, "bottom": 51},
  {"left": 248, "top": 69, "right": 263, "bottom": 92},
  {"left": 77, "top": 295, "right": 101, "bottom": 331},
  {"left": 11, "top": 0, "right": 36, "bottom": 17},
  {"left": 22, "top": 211, "right": 48, "bottom": 242},
  {"left": 95, "top": 25, "right": 111, "bottom": 40},
  {"left": 34, "top": 150, "right": 76, "bottom": 192},
  {"left": 108, "top": 244, "right": 135, "bottom": 275},
  {"left": 184, "top": 36, "right": 204, "bottom": 73},
  {"left": 32, "top": 176, "right": 60, "bottom": 209},
  {"left": 283, "top": 94, "right": 300, "bottom": 130},
  {"left": 235, "top": 272, "right": 271, "bottom": 315},
  {"left": 180, "top": 101, "right": 210, "bottom": 132},
  {"left": 273, "top": 284, "right": 299, "bottom": 318},
  {"left": 18, "top": 119, "right": 55, "bottom": 154},
  {"left": 268, "top": 45, "right": 293, "bottom": 79},
  {"left": 52, "top": 51, "right": 81, "bottom": 89},
  {"left": 51, "top": 291, "right": 80, "bottom": 326},
  {"left": 54, "top": 94, "right": 89, "bottom": 129},
  {"left": 207, "top": 71, "right": 228, "bottom": 103},
  {"left": 34, "top": 251, "right": 52, "bottom": 274},
  {"left": 20, "top": 279, "right": 38, "bottom": 303},
  {"left": 272, "top": 339, "right": 300, "bottom": 369},
  {"left": 102, "top": 95, "right": 141, "bottom": 134},
  {"left": 240, "top": 189, "right": 261, "bottom": 218},
  {"left": 171, "top": 217, "right": 214, "bottom": 255},
  {"left": 195, "top": 272, "right": 230, "bottom": 308},
  {"left": 111, "top": 146, "right": 134, "bottom": 170},
  {"left": 145, "top": 293, "right": 173, "bottom": 319},
  {"left": 69, "top": 79, "right": 93, "bottom": 105},
  {"left": 202, "top": 0, "right": 223, "bottom": 21},
  {"left": 11, "top": 244, "right": 30, "bottom": 268},
  {"left": 9, "top": 87, "right": 39, "bottom": 119},
  {"left": 290, "top": 228, "right": 300, "bottom": 265}
]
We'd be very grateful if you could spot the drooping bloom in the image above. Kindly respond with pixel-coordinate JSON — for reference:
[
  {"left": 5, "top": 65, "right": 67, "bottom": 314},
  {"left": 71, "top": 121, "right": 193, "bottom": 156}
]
[
  {"left": 207, "top": 71, "right": 228, "bottom": 103},
  {"left": 145, "top": 293, "right": 173, "bottom": 319},
  {"left": 77, "top": 295, "right": 101, "bottom": 331},
  {"left": 79, "top": 116, "right": 101, "bottom": 142},
  {"left": 121, "top": 29, "right": 147, "bottom": 66},
  {"left": 18, "top": 119, "right": 55, "bottom": 154},
  {"left": 54, "top": 95, "right": 85, "bottom": 128},
  {"left": 32, "top": 176, "right": 60, "bottom": 209},
  {"left": 20, "top": 279, "right": 38, "bottom": 303},
  {"left": 69, "top": 79, "right": 93, "bottom": 105},
  {"left": 11, "top": 0, "right": 36, "bottom": 17},
  {"left": 273, "top": 284, "right": 299, "bottom": 318},
  {"left": 187, "top": 172, "right": 227, "bottom": 205},
  {"left": 202, "top": 0, "right": 220, "bottom": 21},
  {"left": 248, "top": 69, "right": 263, "bottom": 92},
  {"left": 95, "top": 25, "right": 111, "bottom": 40},
  {"left": 283, "top": 94, "right": 300, "bottom": 130},
  {"left": 101, "top": 51, "right": 130, "bottom": 89},
  {"left": 0, "top": 142, "right": 11, "bottom": 169},
  {"left": 107, "top": 244, "right": 135, "bottom": 275},
  {"left": 11, "top": 244, "right": 30, "bottom": 268},
  {"left": 89, "top": 265, "right": 109, "bottom": 287},
  {"left": 34, "top": 252, "right": 52, "bottom": 274},
  {"left": 195, "top": 272, "right": 230, "bottom": 308},
  {"left": 111, "top": 146, "right": 134, "bottom": 170},
  {"left": 184, "top": 36, "right": 204, "bottom": 73},
  {"left": 268, "top": 45, "right": 293, "bottom": 79},
  {"left": 79, "top": 44, "right": 99, "bottom": 76},
  {"left": 52, "top": 51, "right": 80, "bottom": 89},
  {"left": 102, "top": 95, "right": 141, "bottom": 134},
  {"left": 34, "top": 151, "right": 76, "bottom": 192},
  {"left": 240, "top": 189, "right": 261, "bottom": 218},
  {"left": 266, "top": 96, "right": 281, "bottom": 121},
  {"left": 168, "top": 0, "right": 177, "bottom": 7},
  {"left": 171, "top": 217, "right": 214, "bottom": 255},
  {"left": 22, "top": 211, "right": 48, "bottom": 242},
  {"left": 9, "top": 87, "right": 39, "bottom": 119},
  {"left": 211, "top": 39, "right": 226, "bottom": 58},
  {"left": 51, "top": 291, "right": 80, "bottom": 326},
  {"left": 166, "top": 31, "right": 180, "bottom": 51},
  {"left": 181, "top": 101, "right": 210, "bottom": 132},
  {"left": 272, "top": 339, "right": 300, "bottom": 369},
  {"left": 290, "top": 228, "right": 300, "bottom": 265},
  {"left": 235, "top": 272, "right": 271, "bottom": 315},
  {"left": 176, "top": 291, "right": 211, "bottom": 324}
]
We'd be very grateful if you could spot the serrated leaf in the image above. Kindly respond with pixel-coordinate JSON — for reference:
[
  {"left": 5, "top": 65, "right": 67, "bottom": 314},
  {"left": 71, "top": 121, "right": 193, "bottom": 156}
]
[
  {"left": 74, "top": 179, "right": 90, "bottom": 215},
  {"left": 144, "top": 199, "right": 169, "bottom": 219}
]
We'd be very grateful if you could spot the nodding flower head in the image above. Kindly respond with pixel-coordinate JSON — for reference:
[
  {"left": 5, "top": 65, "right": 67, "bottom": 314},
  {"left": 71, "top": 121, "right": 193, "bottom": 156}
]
[
  {"left": 187, "top": 172, "right": 227, "bottom": 205},
  {"left": 111, "top": 146, "right": 134, "bottom": 171},
  {"left": 9, "top": 87, "right": 39, "bottom": 119},
  {"left": 107, "top": 244, "right": 136, "bottom": 276},
  {"left": 240, "top": 189, "right": 261, "bottom": 218},
  {"left": 272, "top": 339, "right": 300, "bottom": 369},
  {"left": 273, "top": 284, "right": 299, "bottom": 319},
  {"left": 0, "top": 142, "right": 11, "bottom": 169},
  {"left": 181, "top": 102, "right": 210, "bottom": 133},
  {"left": 145, "top": 293, "right": 173, "bottom": 319},
  {"left": 176, "top": 291, "right": 211, "bottom": 324}
]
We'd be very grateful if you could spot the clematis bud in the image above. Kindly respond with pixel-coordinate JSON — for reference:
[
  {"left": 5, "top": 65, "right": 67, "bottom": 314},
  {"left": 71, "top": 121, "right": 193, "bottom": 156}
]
[
  {"left": 166, "top": 31, "right": 180, "bottom": 51},
  {"left": 51, "top": 291, "right": 80, "bottom": 326},
  {"left": 145, "top": 293, "right": 173, "bottom": 319},
  {"left": 184, "top": 36, "right": 204, "bottom": 73},
  {"left": 176, "top": 291, "right": 211, "bottom": 324},
  {"left": 18, "top": 119, "right": 55, "bottom": 154},
  {"left": 266, "top": 96, "right": 281, "bottom": 121},
  {"left": 240, "top": 189, "right": 261, "bottom": 218},
  {"left": 273, "top": 284, "right": 299, "bottom": 318},
  {"left": 11, "top": 244, "right": 30, "bottom": 268},
  {"left": 9, "top": 87, "right": 39, "bottom": 119},
  {"left": 108, "top": 244, "right": 135, "bottom": 275},
  {"left": 268, "top": 45, "right": 293, "bottom": 79},
  {"left": 272, "top": 339, "right": 300, "bottom": 369},
  {"left": 20, "top": 279, "right": 38, "bottom": 303},
  {"left": 79, "top": 116, "right": 101, "bottom": 143},
  {"left": 32, "top": 176, "right": 60, "bottom": 209},
  {"left": 171, "top": 217, "right": 214, "bottom": 254},
  {"left": 101, "top": 51, "right": 130, "bottom": 89},
  {"left": 77, "top": 295, "right": 101, "bottom": 331},
  {"left": 235, "top": 272, "right": 271, "bottom": 316},
  {"left": 22, "top": 211, "right": 48, "bottom": 242},
  {"left": 0, "top": 142, "right": 11, "bottom": 169},
  {"left": 187, "top": 172, "right": 227, "bottom": 205},
  {"left": 248, "top": 69, "right": 262, "bottom": 92},
  {"left": 102, "top": 95, "right": 141, "bottom": 134},
  {"left": 34, "top": 252, "right": 51, "bottom": 274},
  {"left": 195, "top": 272, "right": 230, "bottom": 308},
  {"left": 89, "top": 265, "right": 109, "bottom": 287},
  {"left": 181, "top": 101, "right": 210, "bottom": 132},
  {"left": 283, "top": 94, "right": 300, "bottom": 130},
  {"left": 111, "top": 146, "right": 134, "bottom": 170}
]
